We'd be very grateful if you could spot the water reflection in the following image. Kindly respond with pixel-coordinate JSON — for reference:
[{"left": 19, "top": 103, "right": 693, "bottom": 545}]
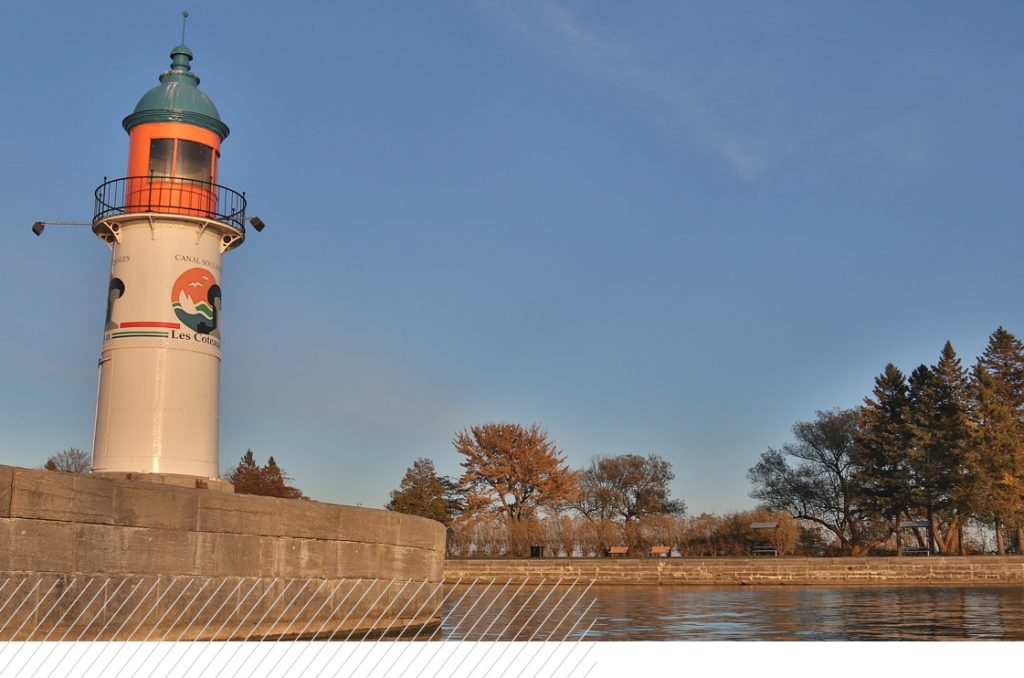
[{"left": 440, "top": 584, "right": 1024, "bottom": 641}]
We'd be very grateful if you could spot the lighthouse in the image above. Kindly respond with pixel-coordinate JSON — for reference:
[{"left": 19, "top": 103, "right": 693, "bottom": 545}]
[{"left": 90, "top": 34, "right": 251, "bottom": 482}]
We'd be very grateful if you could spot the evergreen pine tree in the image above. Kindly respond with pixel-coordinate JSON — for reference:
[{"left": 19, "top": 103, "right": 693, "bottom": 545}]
[
  {"left": 972, "top": 328, "right": 1024, "bottom": 554},
  {"left": 225, "top": 450, "right": 304, "bottom": 499},
  {"left": 907, "top": 343, "right": 972, "bottom": 553},
  {"left": 979, "top": 327, "right": 1024, "bottom": 407},
  {"left": 855, "top": 364, "right": 914, "bottom": 553},
  {"left": 387, "top": 458, "right": 462, "bottom": 525}
]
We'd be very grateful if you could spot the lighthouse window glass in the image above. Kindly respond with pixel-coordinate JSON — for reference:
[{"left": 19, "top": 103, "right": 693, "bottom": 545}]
[
  {"left": 176, "top": 141, "right": 213, "bottom": 183},
  {"left": 148, "top": 139, "right": 175, "bottom": 177}
]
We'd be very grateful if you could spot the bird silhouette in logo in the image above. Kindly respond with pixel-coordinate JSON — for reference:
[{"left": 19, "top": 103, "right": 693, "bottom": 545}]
[{"left": 171, "top": 267, "right": 220, "bottom": 334}]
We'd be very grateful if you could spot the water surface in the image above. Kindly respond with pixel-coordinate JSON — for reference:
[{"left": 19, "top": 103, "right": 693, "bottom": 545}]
[{"left": 440, "top": 584, "right": 1024, "bottom": 641}]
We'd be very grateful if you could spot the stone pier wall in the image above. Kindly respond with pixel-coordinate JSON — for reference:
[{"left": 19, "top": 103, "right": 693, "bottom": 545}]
[
  {"left": 0, "top": 465, "right": 445, "bottom": 640},
  {"left": 443, "top": 556, "right": 1024, "bottom": 586}
]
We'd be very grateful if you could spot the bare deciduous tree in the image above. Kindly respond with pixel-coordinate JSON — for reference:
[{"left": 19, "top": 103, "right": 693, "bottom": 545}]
[
  {"left": 43, "top": 448, "right": 91, "bottom": 474},
  {"left": 573, "top": 454, "right": 685, "bottom": 524}
]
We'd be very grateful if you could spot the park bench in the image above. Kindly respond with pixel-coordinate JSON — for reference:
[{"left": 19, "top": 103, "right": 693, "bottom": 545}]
[
  {"left": 607, "top": 546, "right": 629, "bottom": 557},
  {"left": 649, "top": 545, "right": 671, "bottom": 558},
  {"left": 899, "top": 521, "right": 932, "bottom": 556},
  {"left": 749, "top": 521, "right": 779, "bottom": 556}
]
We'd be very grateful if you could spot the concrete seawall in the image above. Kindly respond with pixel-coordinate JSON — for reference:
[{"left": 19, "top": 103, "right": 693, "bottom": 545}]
[
  {"left": 444, "top": 556, "right": 1024, "bottom": 586},
  {"left": 0, "top": 465, "right": 445, "bottom": 640}
]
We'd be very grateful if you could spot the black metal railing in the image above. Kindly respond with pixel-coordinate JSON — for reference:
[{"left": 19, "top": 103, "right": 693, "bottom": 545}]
[{"left": 93, "top": 175, "right": 247, "bottom": 232}]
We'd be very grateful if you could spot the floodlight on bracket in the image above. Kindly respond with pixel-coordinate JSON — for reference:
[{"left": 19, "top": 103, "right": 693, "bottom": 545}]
[{"left": 31, "top": 220, "right": 92, "bottom": 236}]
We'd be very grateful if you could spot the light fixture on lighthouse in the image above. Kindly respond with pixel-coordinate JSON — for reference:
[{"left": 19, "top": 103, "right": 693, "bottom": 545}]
[{"left": 30, "top": 220, "right": 91, "bottom": 236}]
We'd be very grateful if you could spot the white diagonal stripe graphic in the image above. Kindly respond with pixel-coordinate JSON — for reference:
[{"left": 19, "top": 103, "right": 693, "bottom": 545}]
[
  {"left": 403, "top": 577, "right": 479, "bottom": 678},
  {"left": 526, "top": 578, "right": 579, "bottom": 642},
  {"left": 345, "top": 578, "right": 414, "bottom": 677},
  {"left": 547, "top": 580, "right": 595, "bottom": 642},
  {"left": 29, "top": 577, "right": 110, "bottom": 678},
  {"left": 168, "top": 576, "right": 243, "bottom": 678},
  {"left": 45, "top": 577, "right": 129, "bottom": 677},
  {"left": 477, "top": 578, "right": 548, "bottom": 677},
  {"left": 323, "top": 579, "right": 398, "bottom": 678},
  {"left": 376, "top": 578, "right": 453, "bottom": 678},
  {"left": 259, "top": 578, "right": 313, "bottom": 641},
  {"left": 515, "top": 580, "right": 581, "bottom": 678},
  {"left": 424, "top": 577, "right": 479, "bottom": 643},
  {"left": 442, "top": 578, "right": 513, "bottom": 677},
  {"left": 493, "top": 578, "right": 565, "bottom": 678},
  {"left": 562, "top": 596, "right": 598, "bottom": 643},
  {"left": 1, "top": 576, "right": 74, "bottom": 670},
  {"left": 208, "top": 576, "right": 263, "bottom": 640},
  {"left": 463, "top": 579, "right": 510, "bottom": 641},
  {"left": 565, "top": 618, "right": 599, "bottom": 678},
  {"left": 527, "top": 581, "right": 596, "bottom": 678},
  {"left": 556, "top": 590, "right": 599, "bottom": 676},
  {"left": 73, "top": 576, "right": 148, "bottom": 677},
  {"left": 375, "top": 578, "right": 428, "bottom": 642},
  {"left": 401, "top": 578, "right": 456, "bottom": 643},
  {"left": 0, "top": 574, "right": 587, "bottom": 678},
  {"left": 289, "top": 578, "right": 365, "bottom": 677},
  {"left": 184, "top": 576, "right": 245, "bottom": 642},
  {"left": 40, "top": 578, "right": 97, "bottom": 643},
  {"left": 261, "top": 578, "right": 344, "bottom": 677},
  {"left": 227, "top": 576, "right": 284, "bottom": 641},
  {"left": 129, "top": 576, "right": 219, "bottom": 678},
  {"left": 0, "top": 578, "right": 28, "bottom": 628},
  {"left": 298, "top": 578, "right": 377, "bottom": 677},
  {"left": 224, "top": 577, "right": 308, "bottom": 678},
  {"left": 223, "top": 577, "right": 305, "bottom": 677},
  {"left": 341, "top": 579, "right": 396, "bottom": 643},
  {"left": 113, "top": 577, "right": 195, "bottom": 678},
  {"left": 23, "top": 577, "right": 74, "bottom": 642},
  {"left": 180, "top": 577, "right": 262, "bottom": 677},
  {"left": 396, "top": 578, "right": 479, "bottom": 678},
  {"left": 516, "top": 578, "right": 582, "bottom": 678},
  {"left": 339, "top": 577, "right": 411, "bottom": 678},
  {"left": 212, "top": 576, "right": 287, "bottom": 677},
  {"left": 79, "top": 576, "right": 162, "bottom": 677},
  {"left": 0, "top": 577, "right": 43, "bottom": 642},
  {"left": 0, "top": 580, "right": 12, "bottom": 616},
  {"left": 362, "top": 578, "right": 434, "bottom": 678},
  {"left": 548, "top": 602, "right": 598, "bottom": 678},
  {"left": 462, "top": 578, "right": 529, "bottom": 677},
  {"left": 171, "top": 577, "right": 228, "bottom": 642}
]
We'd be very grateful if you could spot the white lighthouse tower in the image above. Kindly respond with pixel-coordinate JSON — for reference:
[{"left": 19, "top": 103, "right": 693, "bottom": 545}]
[{"left": 90, "top": 33, "right": 250, "bottom": 483}]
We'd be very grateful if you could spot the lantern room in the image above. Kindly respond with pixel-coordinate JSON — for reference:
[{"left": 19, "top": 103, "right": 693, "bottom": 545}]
[{"left": 93, "top": 40, "right": 247, "bottom": 249}]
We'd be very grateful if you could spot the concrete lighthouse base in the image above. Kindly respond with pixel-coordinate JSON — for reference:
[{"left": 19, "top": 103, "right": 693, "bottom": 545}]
[
  {"left": 0, "top": 465, "right": 445, "bottom": 640},
  {"left": 90, "top": 470, "right": 237, "bottom": 493}
]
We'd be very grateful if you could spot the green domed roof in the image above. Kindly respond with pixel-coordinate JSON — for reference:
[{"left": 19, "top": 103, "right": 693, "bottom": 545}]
[{"left": 122, "top": 43, "right": 229, "bottom": 140}]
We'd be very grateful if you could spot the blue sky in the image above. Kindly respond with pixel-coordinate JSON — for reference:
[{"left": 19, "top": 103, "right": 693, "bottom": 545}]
[{"left": 1, "top": 1, "right": 1022, "bottom": 514}]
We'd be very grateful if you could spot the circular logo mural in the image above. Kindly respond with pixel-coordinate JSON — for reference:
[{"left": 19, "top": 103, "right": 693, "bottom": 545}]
[{"left": 171, "top": 267, "right": 221, "bottom": 336}]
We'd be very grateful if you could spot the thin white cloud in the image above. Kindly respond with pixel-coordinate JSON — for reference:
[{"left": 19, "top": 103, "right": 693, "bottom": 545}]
[
  {"left": 471, "top": 0, "right": 795, "bottom": 178},
  {"left": 471, "top": 1, "right": 989, "bottom": 180}
]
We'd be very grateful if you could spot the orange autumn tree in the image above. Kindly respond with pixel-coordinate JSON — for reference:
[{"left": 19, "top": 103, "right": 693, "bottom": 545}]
[{"left": 454, "top": 422, "right": 579, "bottom": 556}]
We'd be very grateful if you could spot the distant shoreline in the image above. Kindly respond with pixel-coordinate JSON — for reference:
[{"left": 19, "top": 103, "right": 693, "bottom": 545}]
[{"left": 443, "top": 555, "right": 1024, "bottom": 586}]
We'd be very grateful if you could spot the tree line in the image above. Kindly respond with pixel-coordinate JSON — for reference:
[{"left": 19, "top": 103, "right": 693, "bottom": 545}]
[
  {"left": 388, "top": 423, "right": 692, "bottom": 557},
  {"left": 39, "top": 325, "right": 1023, "bottom": 558},
  {"left": 749, "top": 327, "right": 1024, "bottom": 555},
  {"left": 41, "top": 447, "right": 306, "bottom": 500}
]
